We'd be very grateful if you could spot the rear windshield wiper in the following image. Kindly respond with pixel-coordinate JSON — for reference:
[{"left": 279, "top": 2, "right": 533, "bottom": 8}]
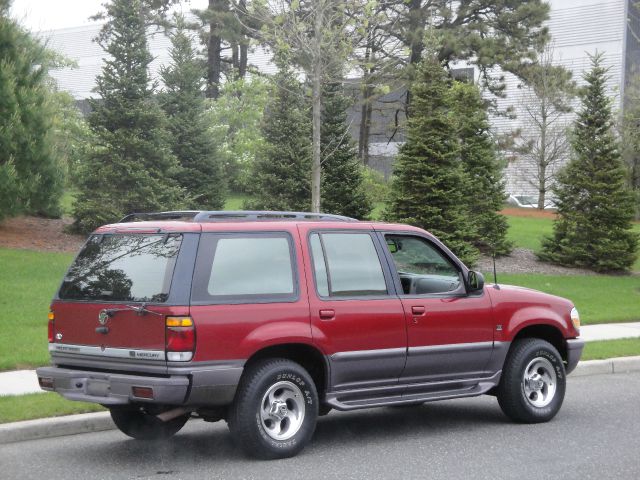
[{"left": 102, "top": 303, "right": 163, "bottom": 318}]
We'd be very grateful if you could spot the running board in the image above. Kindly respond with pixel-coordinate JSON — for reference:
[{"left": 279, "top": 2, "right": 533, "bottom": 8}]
[{"left": 325, "top": 373, "right": 501, "bottom": 411}]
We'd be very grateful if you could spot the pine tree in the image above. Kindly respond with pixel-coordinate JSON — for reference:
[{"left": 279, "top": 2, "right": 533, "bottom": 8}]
[
  {"left": 159, "top": 15, "right": 225, "bottom": 210},
  {"left": 385, "top": 55, "right": 479, "bottom": 265},
  {"left": 72, "top": 0, "right": 183, "bottom": 233},
  {"left": 0, "top": 0, "right": 63, "bottom": 220},
  {"left": 320, "top": 76, "right": 372, "bottom": 219},
  {"left": 540, "top": 53, "right": 638, "bottom": 272},
  {"left": 450, "top": 81, "right": 512, "bottom": 255},
  {"left": 246, "top": 66, "right": 312, "bottom": 211}
]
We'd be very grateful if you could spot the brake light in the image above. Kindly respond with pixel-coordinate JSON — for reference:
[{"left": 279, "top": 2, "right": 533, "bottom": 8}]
[
  {"left": 48, "top": 310, "right": 55, "bottom": 343},
  {"left": 166, "top": 316, "right": 195, "bottom": 361}
]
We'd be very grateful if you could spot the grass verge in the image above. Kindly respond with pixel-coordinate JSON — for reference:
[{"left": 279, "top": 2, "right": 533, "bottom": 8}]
[
  {"left": 0, "top": 393, "right": 105, "bottom": 424},
  {"left": 491, "top": 273, "right": 640, "bottom": 325},
  {"left": 581, "top": 337, "right": 640, "bottom": 361},
  {"left": 0, "top": 248, "right": 74, "bottom": 371}
]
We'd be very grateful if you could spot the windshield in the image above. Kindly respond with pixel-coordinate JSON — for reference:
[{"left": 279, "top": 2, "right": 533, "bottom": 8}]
[{"left": 59, "top": 234, "right": 182, "bottom": 303}]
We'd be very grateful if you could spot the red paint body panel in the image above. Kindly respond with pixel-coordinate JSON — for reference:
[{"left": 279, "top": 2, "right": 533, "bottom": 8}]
[
  {"left": 50, "top": 300, "right": 189, "bottom": 350},
  {"left": 400, "top": 295, "right": 495, "bottom": 347},
  {"left": 487, "top": 285, "right": 578, "bottom": 341},
  {"left": 190, "top": 302, "right": 313, "bottom": 361}
]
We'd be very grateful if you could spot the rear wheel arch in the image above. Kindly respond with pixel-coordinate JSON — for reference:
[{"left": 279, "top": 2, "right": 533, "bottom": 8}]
[{"left": 243, "top": 343, "right": 329, "bottom": 400}]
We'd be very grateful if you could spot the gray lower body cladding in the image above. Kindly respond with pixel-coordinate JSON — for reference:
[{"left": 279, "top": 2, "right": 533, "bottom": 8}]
[{"left": 36, "top": 360, "right": 244, "bottom": 407}]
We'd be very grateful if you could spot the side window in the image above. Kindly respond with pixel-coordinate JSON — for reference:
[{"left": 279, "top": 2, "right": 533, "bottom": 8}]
[
  {"left": 309, "top": 232, "right": 387, "bottom": 297},
  {"left": 385, "top": 235, "right": 462, "bottom": 295},
  {"left": 192, "top": 234, "right": 297, "bottom": 302}
]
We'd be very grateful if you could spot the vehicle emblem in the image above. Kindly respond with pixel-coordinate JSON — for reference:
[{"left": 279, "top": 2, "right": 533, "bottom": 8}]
[
  {"left": 55, "top": 333, "right": 63, "bottom": 341},
  {"left": 98, "top": 309, "right": 110, "bottom": 325}
]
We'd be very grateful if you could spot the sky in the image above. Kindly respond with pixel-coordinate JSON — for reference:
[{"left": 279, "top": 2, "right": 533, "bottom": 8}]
[{"left": 10, "top": 0, "right": 209, "bottom": 32}]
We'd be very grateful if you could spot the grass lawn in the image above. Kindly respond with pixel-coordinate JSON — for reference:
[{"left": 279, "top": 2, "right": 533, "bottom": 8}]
[
  {"left": 0, "top": 393, "right": 105, "bottom": 424},
  {"left": 505, "top": 213, "right": 640, "bottom": 272},
  {"left": 0, "top": 249, "right": 74, "bottom": 371},
  {"left": 494, "top": 273, "right": 640, "bottom": 325},
  {"left": 581, "top": 337, "right": 640, "bottom": 361}
]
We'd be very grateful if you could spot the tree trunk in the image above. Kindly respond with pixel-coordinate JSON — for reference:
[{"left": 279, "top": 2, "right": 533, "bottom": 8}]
[
  {"left": 311, "top": 6, "right": 323, "bottom": 213},
  {"left": 206, "top": 0, "right": 223, "bottom": 99},
  {"left": 238, "top": 0, "right": 248, "bottom": 79},
  {"left": 358, "top": 41, "right": 373, "bottom": 165},
  {"left": 537, "top": 106, "right": 548, "bottom": 210},
  {"left": 405, "top": 0, "right": 425, "bottom": 116}
]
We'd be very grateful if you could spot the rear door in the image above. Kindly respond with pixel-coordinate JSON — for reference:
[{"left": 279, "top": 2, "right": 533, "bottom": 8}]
[
  {"left": 50, "top": 232, "right": 192, "bottom": 369},
  {"left": 301, "top": 226, "right": 407, "bottom": 391}
]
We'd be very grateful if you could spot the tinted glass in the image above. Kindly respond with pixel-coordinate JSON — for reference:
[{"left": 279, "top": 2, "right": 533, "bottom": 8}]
[
  {"left": 385, "top": 235, "right": 461, "bottom": 294},
  {"left": 59, "top": 234, "right": 182, "bottom": 302},
  {"left": 321, "top": 233, "right": 387, "bottom": 296},
  {"left": 309, "top": 234, "right": 329, "bottom": 296},
  {"left": 207, "top": 237, "right": 294, "bottom": 296}
]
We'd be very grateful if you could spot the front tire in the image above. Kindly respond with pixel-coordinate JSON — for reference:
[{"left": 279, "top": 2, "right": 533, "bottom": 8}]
[
  {"left": 109, "top": 405, "right": 189, "bottom": 440},
  {"left": 228, "top": 358, "right": 319, "bottom": 459},
  {"left": 497, "top": 338, "right": 566, "bottom": 423}
]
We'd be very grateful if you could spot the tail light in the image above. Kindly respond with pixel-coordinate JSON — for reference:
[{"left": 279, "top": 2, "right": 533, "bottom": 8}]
[
  {"left": 165, "top": 317, "right": 195, "bottom": 361},
  {"left": 48, "top": 310, "right": 55, "bottom": 343}
]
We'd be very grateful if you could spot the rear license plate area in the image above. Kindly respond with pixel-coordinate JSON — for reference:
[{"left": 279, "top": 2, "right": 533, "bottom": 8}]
[{"left": 86, "top": 379, "right": 110, "bottom": 397}]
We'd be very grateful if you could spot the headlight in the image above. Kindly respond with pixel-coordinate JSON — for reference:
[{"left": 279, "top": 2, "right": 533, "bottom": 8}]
[{"left": 570, "top": 307, "right": 580, "bottom": 332}]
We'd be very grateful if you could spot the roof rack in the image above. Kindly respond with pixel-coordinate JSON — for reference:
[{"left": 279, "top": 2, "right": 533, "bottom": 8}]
[
  {"left": 119, "top": 210, "right": 358, "bottom": 223},
  {"left": 119, "top": 211, "right": 202, "bottom": 223},
  {"left": 194, "top": 211, "right": 358, "bottom": 223}
]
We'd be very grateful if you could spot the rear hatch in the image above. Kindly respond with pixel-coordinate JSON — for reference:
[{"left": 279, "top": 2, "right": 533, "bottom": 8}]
[{"left": 50, "top": 232, "right": 188, "bottom": 371}]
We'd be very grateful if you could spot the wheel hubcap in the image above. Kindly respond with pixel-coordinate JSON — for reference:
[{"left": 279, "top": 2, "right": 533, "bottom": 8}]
[
  {"left": 260, "top": 381, "right": 305, "bottom": 441},
  {"left": 523, "top": 357, "right": 557, "bottom": 408}
]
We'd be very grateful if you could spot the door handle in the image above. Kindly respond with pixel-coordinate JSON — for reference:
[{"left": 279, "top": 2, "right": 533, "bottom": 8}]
[
  {"left": 411, "top": 306, "right": 426, "bottom": 316},
  {"left": 319, "top": 309, "right": 335, "bottom": 320}
]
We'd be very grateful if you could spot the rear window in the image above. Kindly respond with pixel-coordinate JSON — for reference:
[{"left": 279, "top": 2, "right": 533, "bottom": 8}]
[
  {"left": 191, "top": 233, "right": 297, "bottom": 303},
  {"left": 59, "top": 234, "right": 182, "bottom": 303}
]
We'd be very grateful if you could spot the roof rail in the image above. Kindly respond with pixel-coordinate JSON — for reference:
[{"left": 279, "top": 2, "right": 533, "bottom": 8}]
[
  {"left": 192, "top": 211, "right": 358, "bottom": 223},
  {"left": 119, "top": 211, "right": 201, "bottom": 223},
  {"left": 118, "top": 210, "right": 359, "bottom": 224}
]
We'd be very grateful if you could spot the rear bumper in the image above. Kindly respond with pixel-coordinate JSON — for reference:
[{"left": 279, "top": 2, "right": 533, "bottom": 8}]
[
  {"left": 36, "top": 362, "right": 244, "bottom": 407},
  {"left": 566, "top": 338, "right": 585, "bottom": 374}
]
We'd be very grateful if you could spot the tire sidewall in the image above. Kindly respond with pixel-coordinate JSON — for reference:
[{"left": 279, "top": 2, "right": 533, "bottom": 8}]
[
  {"left": 516, "top": 342, "right": 566, "bottom": 421},
  {"left": 233, "top": 360, "right": 318, "bottom": 458}
]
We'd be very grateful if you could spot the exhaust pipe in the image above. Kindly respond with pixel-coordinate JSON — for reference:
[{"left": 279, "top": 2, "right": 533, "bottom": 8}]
[{"left": 156, "top": 407, "right": 193, "bottom": 422}]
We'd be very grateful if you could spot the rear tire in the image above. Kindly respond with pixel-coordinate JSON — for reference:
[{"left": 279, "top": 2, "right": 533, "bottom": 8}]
[
  {"left": 228, "top": 358, "right": 318, "bottom": 459},
  {"left": 109, "top": 405, "right": 189, "bottom": 440},
  {"left": 497, "top": 338, "right": 566, "bottom": 423}
]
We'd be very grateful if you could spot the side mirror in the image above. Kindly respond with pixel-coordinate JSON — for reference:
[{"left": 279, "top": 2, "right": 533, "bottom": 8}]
[
  {"left": 386, "top": 239, "right": 399, "bottom": 253},
  {"left": 467, "top": 271, "right": 485, "bottom": 292}
]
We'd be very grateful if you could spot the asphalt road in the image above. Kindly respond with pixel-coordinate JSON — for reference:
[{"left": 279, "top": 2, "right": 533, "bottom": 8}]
[{"left": 2, "top": 372, "right": 639, "bottom": 480}]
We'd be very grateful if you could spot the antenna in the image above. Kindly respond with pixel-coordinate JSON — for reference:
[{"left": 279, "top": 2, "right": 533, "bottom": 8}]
[{"left": 492, "top": 250, "right": 500, "bottom": 290}]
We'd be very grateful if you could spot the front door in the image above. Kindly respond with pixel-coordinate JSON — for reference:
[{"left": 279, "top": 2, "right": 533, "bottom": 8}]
[{"left": 381, "top": 233, "right": 495, "bottom": 384}]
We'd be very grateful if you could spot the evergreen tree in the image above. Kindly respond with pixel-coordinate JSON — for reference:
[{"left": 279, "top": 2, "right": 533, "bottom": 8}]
[
  {"left": 385, "top": 55, "right": 479, "bottom": 265},
  {"left": 159, "top": 15, "right": 225, "bottom": 210},
  {"left": 540, "top": 53, "right": 638, "bottom": 272},
  {"left": 0, "top": 0, "right": 63, "bottom": 220},
  {"left": 450, "top": 81, "right": 512, "bottom": 255},
  {"left": 246, "top": 66, "right": 312, "bottom": 211},
  {"left": 320, "top": 76, "right": 372, "bottom": 219},
  {"left": 72, "top": 0, "right": 183, "bottom": 233}
]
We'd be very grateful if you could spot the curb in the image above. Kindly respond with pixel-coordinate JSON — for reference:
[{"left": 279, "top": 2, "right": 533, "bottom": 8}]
[
  {"left": 0, "top": 411, "right": 115, "bottom": 445},
  {"left": 571, "top": 355, "right": 640, "bottom": 377},
  {"left": 2, "top": 356, "right": 640, "bottom": 445}
]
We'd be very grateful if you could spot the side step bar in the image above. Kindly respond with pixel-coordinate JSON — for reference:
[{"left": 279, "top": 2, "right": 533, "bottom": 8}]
[{"left": 325, "top": 372, "right": 501, "bottom": 411}]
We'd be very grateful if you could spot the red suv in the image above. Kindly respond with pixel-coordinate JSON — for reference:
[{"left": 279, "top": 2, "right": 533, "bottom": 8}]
[{"left": 37, "top": 211, "right": 584, "bottom": 459}]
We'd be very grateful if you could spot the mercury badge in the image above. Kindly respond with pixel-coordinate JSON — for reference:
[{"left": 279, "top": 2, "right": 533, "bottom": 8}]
[{"left": 98, "top": 309, "right": 110, "bottom": 325}]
